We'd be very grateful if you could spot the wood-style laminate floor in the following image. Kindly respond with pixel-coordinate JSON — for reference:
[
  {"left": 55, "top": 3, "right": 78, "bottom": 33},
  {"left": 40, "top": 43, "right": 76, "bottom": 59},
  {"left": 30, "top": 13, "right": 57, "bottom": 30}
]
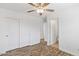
[{"left": 0, "top": 40, "right": 73, "bottom": 56}]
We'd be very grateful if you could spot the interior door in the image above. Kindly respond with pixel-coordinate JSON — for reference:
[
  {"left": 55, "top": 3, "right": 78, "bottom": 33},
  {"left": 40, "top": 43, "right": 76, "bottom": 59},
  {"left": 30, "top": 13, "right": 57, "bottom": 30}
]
[
  {"left": 50, "top": 20, "right": 57, "bottom": 45},
  {"left": 7, "top": 18, "right": 19, "bottom": 50},
  {"left": 20, "top": 17, "right": 41, "bottom": 47},
  {"left": 20, "top": 19, "right": 31, "bottom": 47},
  {"left": 0, "top": 18, "right": 8, "bottom": 53}
]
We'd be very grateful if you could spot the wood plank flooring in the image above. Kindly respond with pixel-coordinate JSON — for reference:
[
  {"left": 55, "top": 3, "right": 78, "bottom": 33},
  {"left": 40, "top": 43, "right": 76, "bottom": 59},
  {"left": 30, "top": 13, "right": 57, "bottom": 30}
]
[{"left": 0, "top": 40, "right": 73, "bottom": 56}]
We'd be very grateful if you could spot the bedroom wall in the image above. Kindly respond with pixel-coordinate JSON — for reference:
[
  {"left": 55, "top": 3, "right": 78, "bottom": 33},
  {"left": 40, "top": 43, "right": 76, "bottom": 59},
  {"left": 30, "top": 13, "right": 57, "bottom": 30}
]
[
  {"left": 55, "top": 3, "right": 79, "bottom": 55},
  {"left": 0, "top": 8, "right": 42, "bottom": 53},
  {"left": 0, "top": 8, "right": 20, "bottom": 53}
]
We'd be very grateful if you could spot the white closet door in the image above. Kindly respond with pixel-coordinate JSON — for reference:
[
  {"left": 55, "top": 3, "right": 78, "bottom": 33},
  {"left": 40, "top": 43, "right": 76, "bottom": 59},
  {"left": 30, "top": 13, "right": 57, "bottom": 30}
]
[
  {"left": 7, "top": 18, "right": 19, "bottom": 50},
  {"left": 30, "top": 27, "right": 40, "bottom": 45},
  {"left": 48, "top": 20, "right": 57, "bottom": 45},
  {"left": 0, "top": 19, "right": 8, "bottom": 53},
  {"left": 30, "top": 20, "right": 40, "bottom": 45},
  {"left": 20, "top": 18, "right": 41, "bottom": 47},
  {"left": 20, "top": 19, "right": 31, "bottom": 47}
]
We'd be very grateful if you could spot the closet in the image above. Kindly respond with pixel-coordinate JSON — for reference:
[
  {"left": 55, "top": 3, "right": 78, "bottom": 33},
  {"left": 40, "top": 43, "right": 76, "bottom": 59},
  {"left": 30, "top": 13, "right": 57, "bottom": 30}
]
[
  {"left": 0, "top": 15, "right": 41, "bottom": 53},
  {"left": 0, "top": 18, "right": 19, "bottom": 53},
  {"left": 20, "top": 16, "right": 41, "bottom": 47}
]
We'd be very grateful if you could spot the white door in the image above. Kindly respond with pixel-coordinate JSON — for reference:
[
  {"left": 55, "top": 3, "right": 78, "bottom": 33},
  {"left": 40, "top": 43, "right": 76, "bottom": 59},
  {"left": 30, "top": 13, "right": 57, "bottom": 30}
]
[
  {"left": 50, "top": 20, "right": 57, "bottom": 45},
  {"left": 7, "top": 18, "right": 19, "bottom": 50},
  {"left": 20, "top": 19, "right": 31, "bottom": 47},
  {"left": 20, "top": 18, "right": 41, "bottom": 47},
  {"left": 44, "top": 20, "right": 58, "bottom": 45},
  {"left": 0, "top": 18, "right": 8, "bottom": 53}
]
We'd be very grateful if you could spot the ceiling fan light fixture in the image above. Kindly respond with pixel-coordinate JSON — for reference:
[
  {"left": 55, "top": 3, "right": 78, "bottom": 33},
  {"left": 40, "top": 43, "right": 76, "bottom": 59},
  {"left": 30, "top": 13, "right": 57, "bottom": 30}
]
[
  {"left": 36, "top": 9, "right": 44, "bottom": 13},
  {"left": 27, "top": 3, "right": 54, "bottom": 16}
]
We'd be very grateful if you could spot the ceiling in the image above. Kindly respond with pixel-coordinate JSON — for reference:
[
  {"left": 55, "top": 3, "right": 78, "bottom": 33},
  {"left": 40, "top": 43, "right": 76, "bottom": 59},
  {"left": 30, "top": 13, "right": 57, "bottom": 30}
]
[
  {"left": 0, "top": 3, "right": 78, "bottom": 15},
  {"left": 0, "top": 3, "right": 55, "bottom": 14},
  {"left": 0, "top": 3, "right": 34, "bottom": 13},
  {"left": 0, "top": 3, "right": 63, "bottom": 19},
  {"left": 0, "top": 3, "right": 78, "bottom": 21}
]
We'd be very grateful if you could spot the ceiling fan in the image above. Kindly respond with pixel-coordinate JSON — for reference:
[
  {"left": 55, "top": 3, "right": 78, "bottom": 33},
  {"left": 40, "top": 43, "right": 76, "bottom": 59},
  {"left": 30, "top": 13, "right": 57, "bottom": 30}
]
[{"left": 27, "top": 3, "right": 54, "bottom": 15}]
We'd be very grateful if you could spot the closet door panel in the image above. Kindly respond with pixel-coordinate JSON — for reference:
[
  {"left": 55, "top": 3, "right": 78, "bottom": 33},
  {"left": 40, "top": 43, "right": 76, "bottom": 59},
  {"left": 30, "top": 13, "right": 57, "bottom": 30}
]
[
  {"left": 7, "top": 19, "right": 19, "bottom": 50},
  {"left": 20, "top": 19, "right": 31, "bottom": 47},
  {"left": 0, "top": 19, "right": 8, "bottom": 53},
  {"left": 20, "top": 18, "right": 41, "bottom": 47},
  {"left": 30, "top": 27, "right": 40, "bottom": 45}
]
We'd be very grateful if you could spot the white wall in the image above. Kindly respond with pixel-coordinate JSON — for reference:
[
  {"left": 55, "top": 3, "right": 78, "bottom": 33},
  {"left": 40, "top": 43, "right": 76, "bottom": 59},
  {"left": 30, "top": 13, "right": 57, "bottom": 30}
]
[
  {"left": 0, "top": 8, "right": 42, "bottom": 53},
  {"left": 55, "top": 3, "right": 79, "bottom": 55}
]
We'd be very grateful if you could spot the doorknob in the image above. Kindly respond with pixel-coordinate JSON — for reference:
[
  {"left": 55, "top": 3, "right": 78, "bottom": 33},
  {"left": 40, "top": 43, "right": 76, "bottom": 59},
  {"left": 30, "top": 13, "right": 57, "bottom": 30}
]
[{"left": 5, "top": 35, "right": 8, "bottom": 37}]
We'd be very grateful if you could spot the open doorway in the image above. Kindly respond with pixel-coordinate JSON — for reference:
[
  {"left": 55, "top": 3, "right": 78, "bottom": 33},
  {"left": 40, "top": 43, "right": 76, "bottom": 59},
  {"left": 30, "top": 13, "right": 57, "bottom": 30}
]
[{"left": 50, "top": 18, "right": 59, "bottom": 48}]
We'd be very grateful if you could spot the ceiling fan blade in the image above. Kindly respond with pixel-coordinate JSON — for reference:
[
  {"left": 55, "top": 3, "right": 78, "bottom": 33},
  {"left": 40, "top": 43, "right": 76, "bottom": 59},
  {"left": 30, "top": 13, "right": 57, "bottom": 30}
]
[
  {"left": 27, "top": 10, "right": 35, "bottom": 13},
  {"left": 46, "top": 9, "right": 54, "bottom": 12},
  {"left": 28, "top": 3, "right": 37, "bottom": 7},
  {"left": 42, "top": 3, "right": 50, "bottom": 7},
  {"left": 38, "top": 3, "right": 42, "bottom": 6}
]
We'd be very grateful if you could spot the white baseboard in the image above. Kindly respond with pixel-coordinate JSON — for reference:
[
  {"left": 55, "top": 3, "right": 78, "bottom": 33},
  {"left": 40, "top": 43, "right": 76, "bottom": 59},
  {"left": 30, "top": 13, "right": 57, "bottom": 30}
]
[
  {"left": 47, "top": 40, "right": 57, "bottom": 46},
  {"left": 0, "top": 51, "right": 6, "bottom": 55},
  {"left": 59, "top": 48, "right": 79, "bottom": 56}
]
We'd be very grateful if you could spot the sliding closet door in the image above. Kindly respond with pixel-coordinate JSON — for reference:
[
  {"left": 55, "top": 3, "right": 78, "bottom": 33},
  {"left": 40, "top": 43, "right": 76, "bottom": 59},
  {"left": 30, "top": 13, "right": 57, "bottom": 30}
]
[
  {"left": 7, "top": 18, "right": 19, "bottom": 50},
  {"left": 20, "top": 19, "right": 31, "bottom": 47},
  {"left": 20, "top": 16, "right": 41, "bottom": 47},
  {"left": 0, "top": 18, "right": 8, "bottom": 53},
  {"left": 48, "top": 20, "right": 58, "bottom": 45},
  {"left": 30, "top": 21, "right": 40, "bottom": 45}
]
